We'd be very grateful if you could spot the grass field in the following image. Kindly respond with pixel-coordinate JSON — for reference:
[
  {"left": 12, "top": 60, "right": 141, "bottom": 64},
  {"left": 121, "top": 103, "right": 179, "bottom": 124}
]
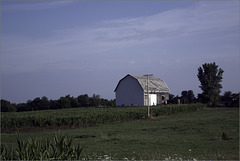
[{"left": 1, "top": 108, "right": 239, "bottom": 160}]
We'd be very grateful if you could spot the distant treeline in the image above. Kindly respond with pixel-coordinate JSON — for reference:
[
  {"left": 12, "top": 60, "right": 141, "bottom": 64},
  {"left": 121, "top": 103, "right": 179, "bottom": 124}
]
[
  {"left": 1, "top": 90, "right": 239, "bottom": 112},
  {"left": 1, "top": 94, "right": 115, "bottom": 112},
  {"left": 168, "top": 90, "right": 239, "bottom": 107}
]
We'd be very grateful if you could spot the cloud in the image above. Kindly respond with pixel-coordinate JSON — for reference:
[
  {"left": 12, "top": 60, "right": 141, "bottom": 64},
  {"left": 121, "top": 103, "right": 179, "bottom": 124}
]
[
  {"left": 51, "top": 1, "right": 238, "bottom": 51},
  {"left": 96, "top": 1, "right": 237, "bottom": 42},
  {"left": 1, "top": 1, "right": 238, "bottom": 73},
  {"left": 1, "top": 1, "right": 73, "bottom": 11}
]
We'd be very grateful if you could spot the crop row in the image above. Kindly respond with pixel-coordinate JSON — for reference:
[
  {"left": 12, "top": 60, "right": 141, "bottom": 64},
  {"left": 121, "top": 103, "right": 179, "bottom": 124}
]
[{"left": 1, "top": 104, "right": 207, "bottom": 130}]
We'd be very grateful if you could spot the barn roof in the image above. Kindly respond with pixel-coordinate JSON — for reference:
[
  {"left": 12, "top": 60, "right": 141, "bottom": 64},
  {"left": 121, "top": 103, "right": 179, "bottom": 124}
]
[{"left": 114, "top": 74, "right": 169, "bottom": 93}]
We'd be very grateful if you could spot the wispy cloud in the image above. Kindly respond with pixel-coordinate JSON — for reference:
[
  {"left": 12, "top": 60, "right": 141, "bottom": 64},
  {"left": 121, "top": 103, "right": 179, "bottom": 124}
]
[
  {"left": 1, "top": 1, "right": 239, "bottom": 73},
  {"left": 93, "top": 1, "right": 237, "bottom": 42},
  {"left": 1, "top": 1, "right": 73, "bottom": 11},
  {"left": 48, "top": 1, "right": 238, "bottom": 51}
]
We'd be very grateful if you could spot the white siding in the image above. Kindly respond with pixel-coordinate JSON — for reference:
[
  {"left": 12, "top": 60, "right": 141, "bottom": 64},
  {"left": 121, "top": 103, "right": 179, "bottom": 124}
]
[{"left": 115, "top": 76, "right": 144, "bottom": 106}]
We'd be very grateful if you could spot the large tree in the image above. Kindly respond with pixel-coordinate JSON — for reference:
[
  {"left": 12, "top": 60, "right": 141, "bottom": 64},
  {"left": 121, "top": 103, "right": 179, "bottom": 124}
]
[{"left": 197, "top": 62, "right": 224, "bottom": 106}]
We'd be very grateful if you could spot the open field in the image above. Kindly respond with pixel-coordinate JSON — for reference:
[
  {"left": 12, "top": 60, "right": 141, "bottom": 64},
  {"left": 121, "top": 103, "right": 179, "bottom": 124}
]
[{"left": 1, "top": 107, "right": 239, "bottom": 160}]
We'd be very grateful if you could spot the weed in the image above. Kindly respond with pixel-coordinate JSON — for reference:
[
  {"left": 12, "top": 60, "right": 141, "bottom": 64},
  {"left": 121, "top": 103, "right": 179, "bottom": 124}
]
[{"left": 0, "top": 134, "right": 83, "bottom": 160}]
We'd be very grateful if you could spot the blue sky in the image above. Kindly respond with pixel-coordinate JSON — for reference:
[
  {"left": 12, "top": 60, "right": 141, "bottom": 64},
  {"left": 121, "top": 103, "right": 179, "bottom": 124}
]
[{"left": 1, "top": 1, "right": 239, "bottom": 103}]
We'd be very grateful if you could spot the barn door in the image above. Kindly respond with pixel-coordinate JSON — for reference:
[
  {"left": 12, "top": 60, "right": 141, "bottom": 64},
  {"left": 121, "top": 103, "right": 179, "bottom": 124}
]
[{"left": 149, "top": 94, "right": 157, "bottom": 106}]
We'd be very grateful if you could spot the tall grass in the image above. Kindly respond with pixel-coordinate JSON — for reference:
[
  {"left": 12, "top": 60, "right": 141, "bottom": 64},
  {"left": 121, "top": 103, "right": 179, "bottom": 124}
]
[
  {"left": 0, "top": 134, "right": 83, "bottom": 160},
  {"left": 1, "top": 104, "right": 207, "bottom": 130}
]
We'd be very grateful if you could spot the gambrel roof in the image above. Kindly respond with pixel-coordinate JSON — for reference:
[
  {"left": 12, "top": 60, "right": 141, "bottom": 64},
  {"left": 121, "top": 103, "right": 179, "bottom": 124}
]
[{"left": 114, "top": 74, "right": 169, "bottom": 93}]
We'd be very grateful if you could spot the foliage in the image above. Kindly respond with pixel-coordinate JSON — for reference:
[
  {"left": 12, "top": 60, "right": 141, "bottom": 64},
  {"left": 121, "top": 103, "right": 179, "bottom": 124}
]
[
  {"left": 181, "top": 90, "right": 196, "bottom": 104},
  {"left": 0, "top": 134, "right": 83, "bottom": 160},
  {"left": 0, "top": 99, "right": 16, "bottom": 112},
  {"left": 57, "top": 97, "right": 71, "bottom": 109},
  {"left": 197, "top": 62, "right": 224, "bottom": 106},
  {"left": 28, "top": 96, "right": 50, "bottom": 111},
  {"left": 2, "top": 108, "right": 238, "bottom": 160},
  {"left": 221, "top": 91, "right": 239, "bottom": 107},
  {"left": 168, "top": 94, "right": 180, "bottom": 104},
  {"left": 186, "top": 90, "right": 195, "bottom": 103},
  {"left": 181, "top": 91, "right": 188, "bottom": 104},
  {"left": 169, "top": 91, "right": 196, "bottom": 104},
  {"left": 1, "top": 104, "right": 207, "bottom": 130},
  {"left": 1, "top": 94, "right": 115, "bottom": 112}
]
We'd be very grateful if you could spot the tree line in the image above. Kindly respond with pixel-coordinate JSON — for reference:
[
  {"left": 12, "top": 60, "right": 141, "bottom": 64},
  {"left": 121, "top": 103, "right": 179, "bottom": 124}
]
[
  {"left": 168, "top": 90, "right": 196, "bottom": 104},
  {"left": 1, "top": 94, "right": 115, "bottom": 112},
  {"left": 1, "top": 90, "right": 238, "bottom": 113},
  {"left": 168, "top": 90, "right": 239, "bottom": 107}
]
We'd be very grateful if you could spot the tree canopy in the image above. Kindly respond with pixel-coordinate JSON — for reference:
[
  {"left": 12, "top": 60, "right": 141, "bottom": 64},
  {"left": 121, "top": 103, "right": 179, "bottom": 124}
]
[
  {"left": 181, "top": 90, "right": 196, "bottom": 104},
  {"left": 197, "top": 62, "right": 224, "bottom": 106},
  {"left": 1, "top": 94, "right": 115, "bottom": 112}
]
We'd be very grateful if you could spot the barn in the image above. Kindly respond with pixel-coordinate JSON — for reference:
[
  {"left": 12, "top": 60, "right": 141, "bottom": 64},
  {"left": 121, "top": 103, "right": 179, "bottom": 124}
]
[{"left": 114, "top": 74, "right": 169, "bottom": 106}]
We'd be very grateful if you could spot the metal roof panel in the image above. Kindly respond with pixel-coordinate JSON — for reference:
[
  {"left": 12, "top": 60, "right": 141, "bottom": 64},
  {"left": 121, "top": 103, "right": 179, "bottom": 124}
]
[{"left": 114, "top": 74, "right": 169, "bottom": 93}]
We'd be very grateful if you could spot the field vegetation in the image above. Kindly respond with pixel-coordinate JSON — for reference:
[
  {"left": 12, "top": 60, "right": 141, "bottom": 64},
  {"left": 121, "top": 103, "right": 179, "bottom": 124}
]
[
  {"left": 1, "top": 105, "right": 239, "bottom": 160},
  {"left": 1, "top": 134, "right": 83, "bottom": 160},
  {"left": 1, "top": 104, "right": 206, "bottom": 131}
]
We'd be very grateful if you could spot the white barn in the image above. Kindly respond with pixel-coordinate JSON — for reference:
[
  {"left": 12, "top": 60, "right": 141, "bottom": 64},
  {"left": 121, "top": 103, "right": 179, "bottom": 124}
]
[{"left": 114, "top": 74, "right": 169, "bottom": 106}]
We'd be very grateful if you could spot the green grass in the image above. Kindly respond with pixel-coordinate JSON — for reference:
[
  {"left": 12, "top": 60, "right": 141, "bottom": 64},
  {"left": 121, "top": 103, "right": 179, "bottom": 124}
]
[{"left": 1, "top": 108, "right": 239, "bottom": 160}]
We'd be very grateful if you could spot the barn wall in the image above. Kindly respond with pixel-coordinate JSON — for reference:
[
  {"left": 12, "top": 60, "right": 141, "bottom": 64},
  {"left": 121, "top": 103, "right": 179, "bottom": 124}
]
[{"left": 115, "top": 76, "right": 144, "bottom": 106}]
